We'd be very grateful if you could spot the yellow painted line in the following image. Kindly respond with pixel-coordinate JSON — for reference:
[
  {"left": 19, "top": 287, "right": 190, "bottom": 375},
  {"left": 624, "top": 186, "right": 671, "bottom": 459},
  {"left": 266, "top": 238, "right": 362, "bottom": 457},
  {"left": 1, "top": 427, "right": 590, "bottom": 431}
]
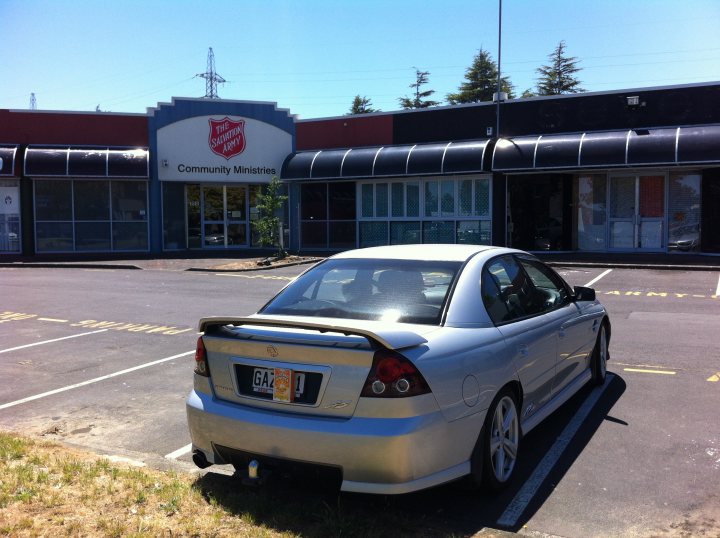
[
  {"left": 216, "top": 273, "right": 293, "bottom": 281},
  {"left": 623, "top": 368, "right": 676, "bottom": 375},
  {"left": 599, "top": 290, "right": 719, "bottom": 300},
  {"left": 37, "top": 317, "right": 69, "bottom": 323},
  {"left": 707, "top": 373, "right": 720, "bottom": 382}
]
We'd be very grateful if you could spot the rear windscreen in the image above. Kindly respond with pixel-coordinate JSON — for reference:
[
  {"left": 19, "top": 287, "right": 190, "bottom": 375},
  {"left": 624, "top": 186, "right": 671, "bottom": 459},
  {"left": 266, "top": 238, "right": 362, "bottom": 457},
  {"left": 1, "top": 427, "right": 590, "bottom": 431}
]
[{"left": 260, "top": 258, "right": 462, "bottom": 325}]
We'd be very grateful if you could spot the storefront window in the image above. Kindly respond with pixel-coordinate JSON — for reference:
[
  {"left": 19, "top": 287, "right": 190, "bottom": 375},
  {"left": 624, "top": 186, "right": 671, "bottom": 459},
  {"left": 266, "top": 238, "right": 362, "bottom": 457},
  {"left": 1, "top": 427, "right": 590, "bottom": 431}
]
[
  {"left": 358, "top": 177, "right": 491, "bottom": 248},
  {"left": 0, "top": 179, "right": 21, "bottom": 253},
  {"left": 300, "top": 182, "right": 356, "bottom": 249},
  {"left": 35, "top": 179, "right": 148, "bottom": 253},
  {"left": 75, "top": 181, "right": 110, "bottom": 220},
  {"left": 576, "top": 175, "right": 607, "bottom": 251},
  {"left": 668, "top": 172, "right": 701, "bottom": 252}
]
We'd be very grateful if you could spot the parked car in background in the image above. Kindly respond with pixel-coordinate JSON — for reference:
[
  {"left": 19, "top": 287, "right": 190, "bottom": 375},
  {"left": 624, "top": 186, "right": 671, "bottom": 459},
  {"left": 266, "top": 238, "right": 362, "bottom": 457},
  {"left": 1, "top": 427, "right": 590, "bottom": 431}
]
[{"left": 187, "top": 244, "right": 610, "bottom": 494}]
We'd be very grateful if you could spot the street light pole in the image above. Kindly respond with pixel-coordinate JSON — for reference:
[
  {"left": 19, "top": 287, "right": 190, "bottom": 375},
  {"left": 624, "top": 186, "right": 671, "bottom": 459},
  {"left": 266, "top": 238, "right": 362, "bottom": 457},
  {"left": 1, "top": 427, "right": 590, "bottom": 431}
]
[{"left": 496, "top": 0, "right": 503, "bottom": 139}]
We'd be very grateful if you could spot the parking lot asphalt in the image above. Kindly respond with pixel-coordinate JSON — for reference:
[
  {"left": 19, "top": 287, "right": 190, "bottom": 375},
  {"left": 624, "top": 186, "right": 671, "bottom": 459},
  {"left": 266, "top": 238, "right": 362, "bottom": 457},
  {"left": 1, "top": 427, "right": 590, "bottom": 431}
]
[
  {"left": 2, "top": 257, "right": 719, "bottom": 537},
  {"left": 2, "top": 251, "right": 720, "bottom": 273}
]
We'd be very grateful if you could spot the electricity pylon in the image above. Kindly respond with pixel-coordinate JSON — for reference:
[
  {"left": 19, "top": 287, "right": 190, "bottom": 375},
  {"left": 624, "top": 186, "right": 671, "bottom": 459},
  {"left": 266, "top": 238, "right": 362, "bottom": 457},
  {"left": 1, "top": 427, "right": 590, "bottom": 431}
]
[{"left": 196, "top": 47, "right": 226, "bottom": 99}]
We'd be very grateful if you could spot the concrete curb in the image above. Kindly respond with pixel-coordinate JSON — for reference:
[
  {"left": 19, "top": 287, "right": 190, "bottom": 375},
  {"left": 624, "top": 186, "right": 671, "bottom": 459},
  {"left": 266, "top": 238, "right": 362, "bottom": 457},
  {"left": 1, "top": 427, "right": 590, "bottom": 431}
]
[{"left": 0, "top": 263, "right": 142, "bottom": 270}]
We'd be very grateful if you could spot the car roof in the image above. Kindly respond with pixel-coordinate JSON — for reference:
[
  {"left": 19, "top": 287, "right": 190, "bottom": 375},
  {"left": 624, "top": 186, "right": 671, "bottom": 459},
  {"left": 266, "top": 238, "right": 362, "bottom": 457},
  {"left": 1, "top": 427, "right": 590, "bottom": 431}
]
[{"left": 330, "top": 244, "right": 509, "bottom": 262}]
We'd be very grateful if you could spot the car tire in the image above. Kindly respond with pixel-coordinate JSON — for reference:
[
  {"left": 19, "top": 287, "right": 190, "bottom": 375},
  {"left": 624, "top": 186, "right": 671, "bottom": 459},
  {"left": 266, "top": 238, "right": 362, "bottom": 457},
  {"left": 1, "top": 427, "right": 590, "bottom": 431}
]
[
  {"left": 481, "top": 387, "right": 520, "bottom": 491},
  {"left": 591, "top": 322, "right": 609, "bottom": 387}
]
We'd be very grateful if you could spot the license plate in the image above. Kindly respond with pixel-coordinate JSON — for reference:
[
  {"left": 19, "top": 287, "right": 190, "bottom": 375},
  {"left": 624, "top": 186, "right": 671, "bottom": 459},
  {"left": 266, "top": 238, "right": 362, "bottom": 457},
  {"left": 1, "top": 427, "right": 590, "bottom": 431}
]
[{"left": 252, "top": 367, "right": 306, "bottom": 402}]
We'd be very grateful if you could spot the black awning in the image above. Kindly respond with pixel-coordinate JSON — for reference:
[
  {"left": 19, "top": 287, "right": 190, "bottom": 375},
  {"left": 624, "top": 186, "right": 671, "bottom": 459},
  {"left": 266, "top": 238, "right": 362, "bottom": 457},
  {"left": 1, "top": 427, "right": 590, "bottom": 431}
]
[
  {"left": 24, "top": 146, "right": 149, "bottom": 178},
  {"left": 677, "top": 124, "right": 720, "bottom": 164},
  {"left": 493, "top": 125, "right": 720, "bottom": 172},
  {"left": 281, "top": 139, "right": 491, "bottom": 181},
  {"left": 0, "top": 145, "right": 18, "bottom": 176}
]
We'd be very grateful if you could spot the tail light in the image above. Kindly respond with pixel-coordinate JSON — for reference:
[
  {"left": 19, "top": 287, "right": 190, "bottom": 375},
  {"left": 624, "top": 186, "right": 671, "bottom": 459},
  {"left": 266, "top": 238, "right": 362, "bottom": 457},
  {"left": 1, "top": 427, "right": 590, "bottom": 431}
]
[
  {"left": 194, "top": 337, "right": 210, "bottom": 377},
  {"left": 360, "top": 349, "right": 430, "bottom": 398}
]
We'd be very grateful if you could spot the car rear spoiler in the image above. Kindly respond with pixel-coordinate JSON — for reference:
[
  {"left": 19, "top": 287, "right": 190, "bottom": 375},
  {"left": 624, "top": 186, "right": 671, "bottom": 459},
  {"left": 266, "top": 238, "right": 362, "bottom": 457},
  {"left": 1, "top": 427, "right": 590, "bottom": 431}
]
[{"left": 198, "top": 316, "right": 428, "bottom": 351}]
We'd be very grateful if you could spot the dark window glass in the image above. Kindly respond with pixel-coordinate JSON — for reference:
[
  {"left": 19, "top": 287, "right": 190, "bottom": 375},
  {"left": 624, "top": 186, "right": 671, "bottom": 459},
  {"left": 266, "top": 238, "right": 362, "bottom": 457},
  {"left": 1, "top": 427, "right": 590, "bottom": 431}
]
[
  {"left": 75, "top": 222, "right": 111, "bottom": 251},
  {"left": 359, "top": 221, "right": 387, "bottom": 247},
  {"left": 114, "top": 181, "right": 147, "bottom": 221},
  {"left": 36, "top": 222, "right": 73, "bottom": 252},
  {"left": 391, "top": 183, "right": 405, "bottom": 217},
  {"left": 74, "top": 180, "right": 110, "bottom": 220},
  {"left": 35, "top": 180, "right": 72, "bottom": 220},
  {"left": 301, "top": 183, "right": 327, "bottom": 220},
  {"left": 482, "top": 255, "right": 537, "bottom": 323},
  {"left": 376, "top": 183, "right": 388, "bottom": 217},
  {"left": 186, "top": 184, "right": 201, "bottom": 248},
  {"left": 423, "top": 221, "right": 454, "bottom": 243},
  {"left": 517, "top": 258, "right": 570, "bottom": 310},
  {"left": 301, "top": 221, "right": 328, "bottom": 248},
  {"left": 390, "top": 222, "right": 421, "bottom": 245},
  {"left": 328, "top": 182, "right": 356, "bottom": 220},
  {"left": 162, "top": 182, "right": 186, "bottom": 250},
  {"left": 328, "top": 221, "right": 356, "bottom": 248},
  {"left": 113, "top": 222, "right": 148, "bottom": 251}
]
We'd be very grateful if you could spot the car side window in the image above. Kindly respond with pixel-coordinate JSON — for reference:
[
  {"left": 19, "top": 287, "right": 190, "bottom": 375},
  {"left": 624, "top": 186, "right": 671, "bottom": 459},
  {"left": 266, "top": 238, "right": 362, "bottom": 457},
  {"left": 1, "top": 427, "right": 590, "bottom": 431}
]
[
  {"left": 482, "top": 255, "right": 540, "bottom": 324},
  {"left": 516, "top": 258, "right": 570, "bottom": 311}
]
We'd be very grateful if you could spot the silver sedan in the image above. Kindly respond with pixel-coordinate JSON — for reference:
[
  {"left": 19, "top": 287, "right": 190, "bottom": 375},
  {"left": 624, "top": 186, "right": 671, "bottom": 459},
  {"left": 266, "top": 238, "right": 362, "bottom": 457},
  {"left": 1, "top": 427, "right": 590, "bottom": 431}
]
[{"left": 187, "top": 244, "right": 610, "bottom": 494}]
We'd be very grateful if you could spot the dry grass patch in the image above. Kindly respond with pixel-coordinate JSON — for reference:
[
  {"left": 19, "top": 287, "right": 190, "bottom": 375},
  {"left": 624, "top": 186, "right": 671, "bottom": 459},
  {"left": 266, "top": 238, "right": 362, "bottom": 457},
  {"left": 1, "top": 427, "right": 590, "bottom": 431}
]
[
  {"left": 0, "top": 432, "right": 451, "bottom": 537},
  {"left": 0, "top": 432, "right": 291, "bottom": 537}
]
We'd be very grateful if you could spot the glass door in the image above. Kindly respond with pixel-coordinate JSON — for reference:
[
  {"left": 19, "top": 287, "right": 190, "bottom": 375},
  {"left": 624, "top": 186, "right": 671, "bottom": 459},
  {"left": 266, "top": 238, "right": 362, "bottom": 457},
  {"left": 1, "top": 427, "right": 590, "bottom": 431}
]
[
  {"left": 609, "top": 175, "right": 665, "bottom": 250},
  {"left": 226, "top": 186, "right": 247, "bottom": 246},
  {"left": 202, "top": 186, "right": 226, "bottom": 247},
  {"left": 192, "top": 185, "right": 249, "bottom": 248}
]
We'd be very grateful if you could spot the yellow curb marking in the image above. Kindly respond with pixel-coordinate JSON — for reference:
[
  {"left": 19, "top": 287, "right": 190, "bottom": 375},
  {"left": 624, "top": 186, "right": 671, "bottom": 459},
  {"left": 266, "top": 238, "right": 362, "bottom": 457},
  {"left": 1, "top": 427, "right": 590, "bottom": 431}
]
[{"left": 708, "top": 373, "right": 720, "bottom": 382}]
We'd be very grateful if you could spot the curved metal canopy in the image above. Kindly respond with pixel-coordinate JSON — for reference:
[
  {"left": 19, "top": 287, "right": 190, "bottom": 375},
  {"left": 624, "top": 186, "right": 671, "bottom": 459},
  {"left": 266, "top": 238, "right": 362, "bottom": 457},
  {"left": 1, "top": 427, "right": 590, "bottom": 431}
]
[
  {"left": 0, "top": 145, "right": 18, "bottom": 177},
  {"left": 492, "top": 125, "right": 720, "bottom": 171},
  {"left": 282, "top": 140, "right": 491, "bottom": 180},
  {"left": 24, "top": 146, "right": 149, "bottom": 178}
]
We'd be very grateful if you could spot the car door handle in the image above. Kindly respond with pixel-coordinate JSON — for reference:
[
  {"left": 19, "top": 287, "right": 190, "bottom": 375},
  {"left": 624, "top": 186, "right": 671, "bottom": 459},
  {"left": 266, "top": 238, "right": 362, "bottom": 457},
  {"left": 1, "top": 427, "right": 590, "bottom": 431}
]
[{"left": 518, "top": 343, "right": 529, "bottom": 357}]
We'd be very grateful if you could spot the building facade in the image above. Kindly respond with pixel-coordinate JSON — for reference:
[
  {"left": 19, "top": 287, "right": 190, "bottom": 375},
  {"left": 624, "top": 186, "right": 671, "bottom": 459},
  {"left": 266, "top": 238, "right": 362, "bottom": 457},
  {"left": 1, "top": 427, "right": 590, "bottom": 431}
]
[{"left": 2, "top": 81, "right": 719, "bottom": 259}]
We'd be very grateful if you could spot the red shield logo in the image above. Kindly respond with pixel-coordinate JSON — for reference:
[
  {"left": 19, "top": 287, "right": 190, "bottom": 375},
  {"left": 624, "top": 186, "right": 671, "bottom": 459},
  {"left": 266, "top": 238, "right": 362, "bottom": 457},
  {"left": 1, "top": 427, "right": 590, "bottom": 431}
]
[{"left": 208, "top": 117, "right": 246, "bottom": 160}]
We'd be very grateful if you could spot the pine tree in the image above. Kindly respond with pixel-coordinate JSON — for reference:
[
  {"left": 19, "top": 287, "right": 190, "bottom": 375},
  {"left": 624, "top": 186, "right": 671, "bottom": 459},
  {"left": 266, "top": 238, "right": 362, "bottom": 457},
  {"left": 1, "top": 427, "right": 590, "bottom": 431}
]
[
  {"left": 398, "top": 68, "right": 440, "bottom": 109},
  {"left": 348, "top": 95, "right": 378, "bottom": 114},
  {"left": 447, "top": 48, "right": 514, "bottom": 104},
  {"left": 536, "top": 40, "right": 584, "bottom": 95}
]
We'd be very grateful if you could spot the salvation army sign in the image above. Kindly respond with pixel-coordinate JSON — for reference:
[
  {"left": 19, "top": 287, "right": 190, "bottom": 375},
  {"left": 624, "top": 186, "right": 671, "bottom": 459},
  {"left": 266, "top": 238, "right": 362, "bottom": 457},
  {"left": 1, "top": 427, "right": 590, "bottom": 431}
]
[
  {"left": 157, "top": 115, "right": 292, "bottom": 182},
  {"left": 208, "top": 117, "right": 246, "bottom": 159}
]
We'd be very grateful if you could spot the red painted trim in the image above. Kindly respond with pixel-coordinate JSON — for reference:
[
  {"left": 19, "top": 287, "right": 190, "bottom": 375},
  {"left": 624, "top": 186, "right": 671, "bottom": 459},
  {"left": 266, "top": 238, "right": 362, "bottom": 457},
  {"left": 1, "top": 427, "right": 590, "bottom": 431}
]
[
  {"left": 0, "top": 110, "right": 148, "bottom": 146},
  {"left": 296, "top": 115, "right": 393, "bottom": 150}
]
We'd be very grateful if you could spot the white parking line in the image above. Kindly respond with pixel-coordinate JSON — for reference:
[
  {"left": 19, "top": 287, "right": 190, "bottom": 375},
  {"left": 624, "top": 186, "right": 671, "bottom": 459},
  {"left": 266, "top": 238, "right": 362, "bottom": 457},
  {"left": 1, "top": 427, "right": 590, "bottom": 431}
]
[
  {"left": 496, "top": 373, "right": 614, "bottom": 528},
  {"left": 165, "top": 443, "right": 192, "bottom": 460},
  {"left": 716, "top": 274, "right": 720, "bottom": 297},
  {"left": 584, "top": 269, "right": 612, "bottom": 288},
  {"left": 0, "top": 329, "right": 108, "bottom": 355},
  {"left": 0, "top": 350, "right": 194, "bottom": 411}
]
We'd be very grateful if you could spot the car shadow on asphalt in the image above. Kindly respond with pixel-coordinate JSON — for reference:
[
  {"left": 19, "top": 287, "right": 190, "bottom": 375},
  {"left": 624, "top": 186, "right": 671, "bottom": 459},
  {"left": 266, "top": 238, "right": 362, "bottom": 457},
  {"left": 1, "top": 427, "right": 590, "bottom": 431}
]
[{"left": 192, "top": 374, "right": 627, "bottom": 537}]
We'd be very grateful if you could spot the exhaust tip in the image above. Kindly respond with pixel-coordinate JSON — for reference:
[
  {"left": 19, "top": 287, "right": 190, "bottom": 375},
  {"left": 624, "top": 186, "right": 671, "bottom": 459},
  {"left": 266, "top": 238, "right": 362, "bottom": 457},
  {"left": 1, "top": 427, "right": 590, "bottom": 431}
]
[{"left": 192, "top": 450, "right": 212, "bottom": 469}]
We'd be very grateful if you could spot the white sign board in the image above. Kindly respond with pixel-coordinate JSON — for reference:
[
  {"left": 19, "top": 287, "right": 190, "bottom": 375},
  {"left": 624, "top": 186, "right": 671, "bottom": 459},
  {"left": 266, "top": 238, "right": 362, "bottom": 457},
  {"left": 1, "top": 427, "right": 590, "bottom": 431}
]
[{"left": 157, "top": 115, "right": 292, "bottom": 183}]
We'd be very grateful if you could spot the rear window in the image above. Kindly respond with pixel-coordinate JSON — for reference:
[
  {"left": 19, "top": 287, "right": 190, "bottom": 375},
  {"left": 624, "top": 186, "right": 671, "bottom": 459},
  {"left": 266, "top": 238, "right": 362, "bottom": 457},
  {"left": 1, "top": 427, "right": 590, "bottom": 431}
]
[{"left": 260, "top": 258, "right": 462, "bottom": 325}]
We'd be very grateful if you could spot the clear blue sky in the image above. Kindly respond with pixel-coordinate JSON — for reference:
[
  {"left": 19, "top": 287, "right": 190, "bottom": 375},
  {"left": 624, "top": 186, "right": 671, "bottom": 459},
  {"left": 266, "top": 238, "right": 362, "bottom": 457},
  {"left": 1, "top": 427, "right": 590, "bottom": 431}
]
[{"left": 1, "top": 0, "right": 719, "bottom": 119}]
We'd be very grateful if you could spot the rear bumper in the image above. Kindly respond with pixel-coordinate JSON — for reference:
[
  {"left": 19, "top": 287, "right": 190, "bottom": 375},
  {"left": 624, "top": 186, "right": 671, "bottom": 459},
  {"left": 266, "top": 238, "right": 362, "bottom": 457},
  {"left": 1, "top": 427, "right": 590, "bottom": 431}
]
[{"left": 186, "top": 389, "right": 479, "bottom": 494}]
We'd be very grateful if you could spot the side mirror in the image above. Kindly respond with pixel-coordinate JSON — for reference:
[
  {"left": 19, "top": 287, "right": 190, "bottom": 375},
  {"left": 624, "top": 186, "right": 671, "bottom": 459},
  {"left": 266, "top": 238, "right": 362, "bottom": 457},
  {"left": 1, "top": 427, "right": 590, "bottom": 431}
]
[{"left": 573, "top": 286, "right": 596, "bottom": 302}]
